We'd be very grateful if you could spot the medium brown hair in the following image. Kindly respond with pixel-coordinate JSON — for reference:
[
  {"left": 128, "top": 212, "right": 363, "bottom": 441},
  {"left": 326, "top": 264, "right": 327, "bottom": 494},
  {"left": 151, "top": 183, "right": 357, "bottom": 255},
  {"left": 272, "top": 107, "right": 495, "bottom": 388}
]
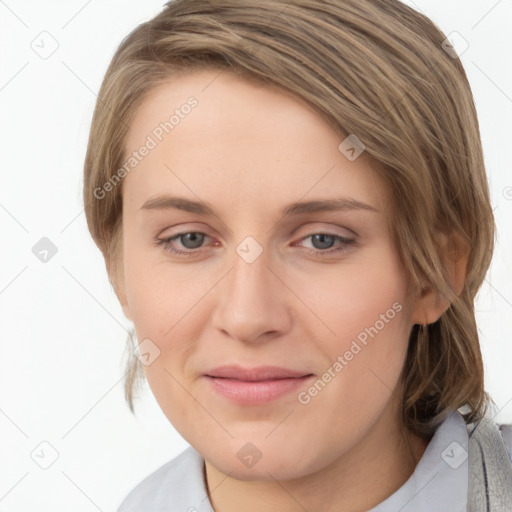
[{"left": 83, "top": 0, "right": 496, "bottom": 436}]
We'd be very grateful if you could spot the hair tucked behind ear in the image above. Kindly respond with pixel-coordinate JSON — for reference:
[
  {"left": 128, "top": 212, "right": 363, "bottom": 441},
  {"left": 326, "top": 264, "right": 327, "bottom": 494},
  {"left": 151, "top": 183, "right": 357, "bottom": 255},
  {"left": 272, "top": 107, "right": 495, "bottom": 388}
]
[
  {"left": 122, "top": 328, "right": 145, "bottom": 413},
  {"left": 83, "top": 0, "right": 495, "bottom": 435}
]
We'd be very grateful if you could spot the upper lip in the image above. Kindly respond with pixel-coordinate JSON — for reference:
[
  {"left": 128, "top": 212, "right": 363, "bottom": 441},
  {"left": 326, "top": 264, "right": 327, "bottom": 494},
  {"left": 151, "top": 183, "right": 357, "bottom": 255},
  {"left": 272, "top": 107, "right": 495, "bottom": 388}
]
[{"left": 205, "top": 365, "right": 313, "bottom": 381}]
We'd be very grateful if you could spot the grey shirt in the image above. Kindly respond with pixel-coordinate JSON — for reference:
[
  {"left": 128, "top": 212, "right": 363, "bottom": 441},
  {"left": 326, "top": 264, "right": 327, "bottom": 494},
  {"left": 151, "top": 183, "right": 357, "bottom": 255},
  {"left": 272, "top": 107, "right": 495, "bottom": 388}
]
[{"left": 117, "top": 410, "right": 512, "bottom": 512}]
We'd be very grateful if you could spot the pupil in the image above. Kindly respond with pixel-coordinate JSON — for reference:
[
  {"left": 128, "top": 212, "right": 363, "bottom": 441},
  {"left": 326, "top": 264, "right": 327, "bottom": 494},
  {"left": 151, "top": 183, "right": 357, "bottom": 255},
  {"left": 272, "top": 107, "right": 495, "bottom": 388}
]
[
  {"left": 313, "top": 234, "right": 334, "bottom": 249},
  {"left": 183, "top": 233, "right": 203, "bottom": 249}
]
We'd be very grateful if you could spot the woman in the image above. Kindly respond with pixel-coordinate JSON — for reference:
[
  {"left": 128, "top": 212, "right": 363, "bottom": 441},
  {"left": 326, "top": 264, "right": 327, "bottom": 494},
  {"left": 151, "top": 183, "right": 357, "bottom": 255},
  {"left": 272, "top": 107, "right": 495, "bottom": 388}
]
[{"left": 83, "top": 0, "right": 512, "bottom": 510}]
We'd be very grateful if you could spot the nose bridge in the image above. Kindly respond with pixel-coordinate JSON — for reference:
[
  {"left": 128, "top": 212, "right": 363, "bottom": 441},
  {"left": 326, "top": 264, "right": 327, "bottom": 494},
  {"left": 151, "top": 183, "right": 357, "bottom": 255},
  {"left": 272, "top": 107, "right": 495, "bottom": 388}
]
[{"left": 211, "top": 235, "right": 290, "bottom": 342}]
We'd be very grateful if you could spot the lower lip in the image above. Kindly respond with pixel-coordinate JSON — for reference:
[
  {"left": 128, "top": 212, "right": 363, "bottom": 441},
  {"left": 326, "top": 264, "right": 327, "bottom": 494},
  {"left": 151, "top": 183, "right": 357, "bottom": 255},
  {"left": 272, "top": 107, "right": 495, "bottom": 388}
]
[{"left": 204, "top": 375, "right": 314, "bottom": 405}]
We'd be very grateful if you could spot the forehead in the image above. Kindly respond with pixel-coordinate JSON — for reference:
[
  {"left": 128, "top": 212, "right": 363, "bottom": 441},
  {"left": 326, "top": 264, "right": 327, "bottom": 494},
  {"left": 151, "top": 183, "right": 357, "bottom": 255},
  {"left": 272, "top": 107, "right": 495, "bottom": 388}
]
[
  {"left": 122, "top": 69, "right": 390, "bottom": 220},
  {"left": 124, "top": 67, "right": 336, "bottom": 154}
]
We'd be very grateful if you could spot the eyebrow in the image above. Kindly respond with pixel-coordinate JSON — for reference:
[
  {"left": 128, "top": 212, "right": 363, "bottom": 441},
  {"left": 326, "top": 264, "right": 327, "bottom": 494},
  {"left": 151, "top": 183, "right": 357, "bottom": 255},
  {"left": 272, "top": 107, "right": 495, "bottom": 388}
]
[{"left": 140, "top": 194, "right": 379, "bottom": 216}]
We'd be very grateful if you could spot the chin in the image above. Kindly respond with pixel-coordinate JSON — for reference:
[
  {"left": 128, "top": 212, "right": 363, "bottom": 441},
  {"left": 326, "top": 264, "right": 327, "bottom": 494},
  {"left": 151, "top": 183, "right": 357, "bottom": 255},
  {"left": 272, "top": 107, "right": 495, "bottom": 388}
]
[{"left": 202, "top": 438, "right": 320, "bottom": 482}]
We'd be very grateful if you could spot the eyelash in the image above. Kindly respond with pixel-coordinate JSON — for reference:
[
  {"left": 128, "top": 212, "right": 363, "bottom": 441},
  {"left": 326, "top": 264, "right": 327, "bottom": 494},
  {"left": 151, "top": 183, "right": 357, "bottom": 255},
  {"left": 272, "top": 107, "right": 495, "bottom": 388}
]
[{"left": 154, "top": 231, "right": 356, "bottom": 258}]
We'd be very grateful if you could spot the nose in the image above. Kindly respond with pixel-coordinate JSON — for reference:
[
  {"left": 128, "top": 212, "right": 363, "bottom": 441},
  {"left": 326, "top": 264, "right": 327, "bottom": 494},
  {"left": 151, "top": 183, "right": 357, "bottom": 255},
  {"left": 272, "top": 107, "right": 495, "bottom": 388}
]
[{"left": 211, "top": 245, "right": 292, "bottom": 345}]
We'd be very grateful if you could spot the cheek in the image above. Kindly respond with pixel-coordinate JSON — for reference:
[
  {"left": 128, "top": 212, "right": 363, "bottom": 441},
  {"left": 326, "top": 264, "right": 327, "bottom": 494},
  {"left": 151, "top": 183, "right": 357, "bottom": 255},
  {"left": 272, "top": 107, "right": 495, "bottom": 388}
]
[
  {"left": 306, "top": 246, "right": 411, "bottom": 402},
  {"left": 314, "top": 250, "right": 409, "bottom": 344},
  {"left": 122, "top": 248, "right": 211, "bottom": 396},
  {"left": 122, "top": 236, "right": 195, "bottom": 337}
]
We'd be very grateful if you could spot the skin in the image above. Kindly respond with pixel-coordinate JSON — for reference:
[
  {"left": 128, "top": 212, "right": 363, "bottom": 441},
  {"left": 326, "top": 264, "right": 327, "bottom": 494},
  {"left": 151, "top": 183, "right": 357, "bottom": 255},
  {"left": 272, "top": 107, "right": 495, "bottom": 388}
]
[{"left": 115, "top": 68, "right": 461, "bottom": 511}]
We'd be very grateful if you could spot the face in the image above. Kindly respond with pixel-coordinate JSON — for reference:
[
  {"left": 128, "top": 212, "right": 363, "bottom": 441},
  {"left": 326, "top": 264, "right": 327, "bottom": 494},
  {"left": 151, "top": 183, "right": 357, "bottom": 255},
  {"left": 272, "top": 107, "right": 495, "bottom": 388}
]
[{"left": 119, "top": 68, "right": 421, "bottom": 481}]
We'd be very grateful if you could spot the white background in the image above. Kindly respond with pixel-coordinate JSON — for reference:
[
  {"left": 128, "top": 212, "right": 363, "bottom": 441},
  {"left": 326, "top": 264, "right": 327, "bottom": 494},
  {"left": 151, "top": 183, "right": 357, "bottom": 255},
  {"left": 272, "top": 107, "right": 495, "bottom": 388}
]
[{"left": 1, "top": 1, "right": 511, "bottom": 510}]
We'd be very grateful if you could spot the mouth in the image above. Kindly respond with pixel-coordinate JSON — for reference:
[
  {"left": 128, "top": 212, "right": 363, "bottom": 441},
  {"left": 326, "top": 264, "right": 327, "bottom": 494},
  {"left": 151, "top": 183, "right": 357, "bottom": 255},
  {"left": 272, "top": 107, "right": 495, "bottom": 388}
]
[{"left": 204, "top": 365, "right": 315, "bottom": 405}]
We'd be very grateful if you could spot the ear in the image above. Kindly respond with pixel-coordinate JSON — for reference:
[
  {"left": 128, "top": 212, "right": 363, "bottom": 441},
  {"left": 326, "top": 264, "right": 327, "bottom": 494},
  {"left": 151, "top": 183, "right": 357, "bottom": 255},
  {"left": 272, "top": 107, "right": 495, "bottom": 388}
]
[{"left": 411, "top": 231, "right": 469, "bottom": 326}]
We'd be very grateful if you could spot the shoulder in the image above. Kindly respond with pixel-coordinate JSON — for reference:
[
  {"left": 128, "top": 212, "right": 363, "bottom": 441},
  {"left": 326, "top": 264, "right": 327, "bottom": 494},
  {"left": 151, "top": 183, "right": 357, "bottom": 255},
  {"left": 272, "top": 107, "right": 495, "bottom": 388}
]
[
  {"left": 467, "top": 416, "right": 512, "bottom": 470},
  {"left": 117, "top": 445, "right": 208, "bottom": 512},
  {"left": 499, "top": 423, "right": 512, "bottom": 465}
]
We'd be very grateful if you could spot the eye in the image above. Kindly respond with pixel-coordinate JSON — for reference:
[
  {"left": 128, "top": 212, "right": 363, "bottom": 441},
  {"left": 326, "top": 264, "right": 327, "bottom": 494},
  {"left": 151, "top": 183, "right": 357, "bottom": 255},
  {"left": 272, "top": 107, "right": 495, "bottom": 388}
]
[
  {"left": 154, "top": 232, "right": 211, "bottom": 256},
  {"left": 154, "top": 230, "right": 356, "bottom": 258},
  {"left": 295, "top": 233, "right": 356, "bottom": 257}
]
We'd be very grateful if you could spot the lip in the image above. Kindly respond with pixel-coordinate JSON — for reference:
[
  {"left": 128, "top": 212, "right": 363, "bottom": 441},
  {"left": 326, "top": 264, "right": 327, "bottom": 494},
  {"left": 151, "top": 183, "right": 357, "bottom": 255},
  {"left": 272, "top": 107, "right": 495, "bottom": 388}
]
[
  {"left": 206, "top": 364, "right": 311, "bottom": 380},
  {"left": 204, "top": 365, "right": 314, "bottom": 405}
]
